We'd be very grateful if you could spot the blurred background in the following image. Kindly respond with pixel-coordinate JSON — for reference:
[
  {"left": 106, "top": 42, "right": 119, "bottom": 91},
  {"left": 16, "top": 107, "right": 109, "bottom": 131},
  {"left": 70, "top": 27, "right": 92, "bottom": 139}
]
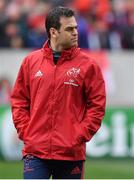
[{"left": 0, "top": 0, "right": 134, "bottom": 179}]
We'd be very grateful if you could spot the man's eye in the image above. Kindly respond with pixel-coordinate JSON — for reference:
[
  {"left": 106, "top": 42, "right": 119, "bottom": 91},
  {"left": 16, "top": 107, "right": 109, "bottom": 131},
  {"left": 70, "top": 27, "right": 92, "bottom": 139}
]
[
  {"left": 66, "top": 27, "right": 77, "bottom": 32},
  {"left": 66, "top": 28, "right": 73, "bottom": 32}
]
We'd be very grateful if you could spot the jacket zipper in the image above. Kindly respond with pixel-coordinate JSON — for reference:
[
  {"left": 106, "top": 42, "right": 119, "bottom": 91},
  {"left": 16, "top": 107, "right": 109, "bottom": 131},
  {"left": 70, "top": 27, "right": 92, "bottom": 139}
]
[{"left": 50, "top": 64, "right": 57, "bottom": 158}]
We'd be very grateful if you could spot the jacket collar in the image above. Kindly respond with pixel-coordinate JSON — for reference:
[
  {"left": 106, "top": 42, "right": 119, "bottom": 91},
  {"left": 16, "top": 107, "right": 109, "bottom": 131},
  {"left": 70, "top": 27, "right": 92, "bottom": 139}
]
[{"left": 42, "top": 40, "right": 80, "bottom": 61}]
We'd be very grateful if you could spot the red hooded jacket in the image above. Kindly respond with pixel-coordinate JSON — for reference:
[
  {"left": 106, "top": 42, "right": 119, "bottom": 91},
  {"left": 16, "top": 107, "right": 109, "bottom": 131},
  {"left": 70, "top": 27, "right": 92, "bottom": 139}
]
[{"left": 11, "top": 41, "right": 106, "bottom": 160}]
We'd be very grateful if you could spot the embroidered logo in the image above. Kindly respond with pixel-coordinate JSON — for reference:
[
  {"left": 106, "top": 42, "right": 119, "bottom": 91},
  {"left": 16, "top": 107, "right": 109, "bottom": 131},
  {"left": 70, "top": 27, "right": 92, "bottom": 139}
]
[
  {"left": 71, "top": 166, "right": 81, "bottom": 174},
  {"left": 34, "top": 70, "right": 43, "bottom": 77},
  {"left": 64, "top": 79, "right": 79, "bottom": 87},
  {"left": 67, "top": 67, "right": 80, "bottom": 78}
]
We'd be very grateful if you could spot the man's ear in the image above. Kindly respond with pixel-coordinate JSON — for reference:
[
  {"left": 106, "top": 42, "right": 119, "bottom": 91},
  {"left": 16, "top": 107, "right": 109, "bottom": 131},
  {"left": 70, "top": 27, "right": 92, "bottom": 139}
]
[{"left": 50, "top": 28, "right": 58, "bottom": 38}]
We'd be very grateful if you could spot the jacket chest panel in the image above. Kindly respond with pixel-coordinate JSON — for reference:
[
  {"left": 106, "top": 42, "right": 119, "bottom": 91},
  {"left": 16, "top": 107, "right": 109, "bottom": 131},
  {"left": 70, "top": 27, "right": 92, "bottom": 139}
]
[{"left": 30, "top": 62, "right": 85, "bottom": 93}]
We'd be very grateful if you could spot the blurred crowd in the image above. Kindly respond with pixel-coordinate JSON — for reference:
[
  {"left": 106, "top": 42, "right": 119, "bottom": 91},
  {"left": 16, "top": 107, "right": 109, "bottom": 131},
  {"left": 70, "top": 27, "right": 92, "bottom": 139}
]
[{"left": 0, "top": 0, "right": 134, "bottom": 50}]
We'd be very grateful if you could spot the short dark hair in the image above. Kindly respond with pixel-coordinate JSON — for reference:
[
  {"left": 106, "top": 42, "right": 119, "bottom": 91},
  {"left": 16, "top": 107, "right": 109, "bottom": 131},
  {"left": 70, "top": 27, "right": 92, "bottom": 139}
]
[{"left": 45, "top": 6, "right": 75, "bottom": 38}]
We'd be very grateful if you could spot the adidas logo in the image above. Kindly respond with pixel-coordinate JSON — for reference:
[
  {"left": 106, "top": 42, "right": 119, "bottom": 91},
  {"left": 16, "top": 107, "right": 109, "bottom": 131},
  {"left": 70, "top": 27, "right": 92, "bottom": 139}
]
[
  {"left": 34, "top": 70, "right": 43, "bottom": 77},
  {"left": 71, "top": 166, "right": 81, "bottom": 175}
]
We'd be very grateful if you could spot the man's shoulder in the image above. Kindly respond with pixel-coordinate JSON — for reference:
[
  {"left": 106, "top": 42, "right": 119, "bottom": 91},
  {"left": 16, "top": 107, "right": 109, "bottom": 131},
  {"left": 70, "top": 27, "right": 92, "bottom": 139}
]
[
  {"left": 21, "top": 48, "right": 44, "bottom": 67},
  {"left": 78, "top": 49, "right": 97, "bottom": 66},
  {"left": 26, "top": 48, "right": 43, "bottom": 60}
]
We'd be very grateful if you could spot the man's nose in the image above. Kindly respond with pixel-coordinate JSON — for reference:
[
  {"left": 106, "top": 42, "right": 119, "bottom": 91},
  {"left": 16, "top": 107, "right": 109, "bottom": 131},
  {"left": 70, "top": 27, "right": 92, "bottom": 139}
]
[{"left": 72, "top": 28, "right": 78, "bottom": 35}]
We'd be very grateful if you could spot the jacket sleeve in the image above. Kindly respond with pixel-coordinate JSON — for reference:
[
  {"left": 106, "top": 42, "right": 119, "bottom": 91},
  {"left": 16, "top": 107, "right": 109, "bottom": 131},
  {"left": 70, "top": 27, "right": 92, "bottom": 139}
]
[
  {"left": 76, "top": 62, "right": 106, "bottom": 144},
  {"left": 11, "top": 57, "right": 30, "bottom": 141}
]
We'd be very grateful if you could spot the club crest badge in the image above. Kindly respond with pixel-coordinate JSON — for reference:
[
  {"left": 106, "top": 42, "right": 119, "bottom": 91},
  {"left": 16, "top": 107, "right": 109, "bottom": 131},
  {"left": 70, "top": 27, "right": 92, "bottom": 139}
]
[{"left": 67, "top": 67, "right": 80, "bottom": 78}]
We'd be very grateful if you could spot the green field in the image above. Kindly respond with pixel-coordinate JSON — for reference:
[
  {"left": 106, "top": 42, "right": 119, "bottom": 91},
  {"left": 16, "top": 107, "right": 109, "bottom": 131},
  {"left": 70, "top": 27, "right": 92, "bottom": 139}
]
[{"left": 0, "top": 158, "right": 134, "bottom": 179}]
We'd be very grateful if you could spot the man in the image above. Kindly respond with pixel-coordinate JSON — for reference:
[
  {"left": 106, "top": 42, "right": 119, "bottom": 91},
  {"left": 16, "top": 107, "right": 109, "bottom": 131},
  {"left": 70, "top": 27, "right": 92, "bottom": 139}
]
[{"left": 11, "top": 6, "right": 106, "bottom": 179}]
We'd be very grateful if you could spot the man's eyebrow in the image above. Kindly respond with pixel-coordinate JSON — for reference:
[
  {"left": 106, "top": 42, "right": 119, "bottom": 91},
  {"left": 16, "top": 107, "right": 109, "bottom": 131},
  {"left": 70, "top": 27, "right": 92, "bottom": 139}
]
[{"left": 65, "top": 25, "right": 78, "bottom": 30}]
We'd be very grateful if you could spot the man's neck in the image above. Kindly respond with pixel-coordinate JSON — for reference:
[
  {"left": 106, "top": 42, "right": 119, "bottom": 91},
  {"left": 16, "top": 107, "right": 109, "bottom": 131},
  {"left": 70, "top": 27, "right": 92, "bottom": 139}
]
[{"left": 50, "top": 40, "right": 64, "bottom": 52}]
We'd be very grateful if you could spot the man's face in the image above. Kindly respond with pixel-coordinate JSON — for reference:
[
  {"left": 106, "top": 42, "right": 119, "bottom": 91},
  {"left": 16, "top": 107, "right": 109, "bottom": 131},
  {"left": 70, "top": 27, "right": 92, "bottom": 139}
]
[{"left": 55, "top": 16, "right": 78, "bottom": 49}]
